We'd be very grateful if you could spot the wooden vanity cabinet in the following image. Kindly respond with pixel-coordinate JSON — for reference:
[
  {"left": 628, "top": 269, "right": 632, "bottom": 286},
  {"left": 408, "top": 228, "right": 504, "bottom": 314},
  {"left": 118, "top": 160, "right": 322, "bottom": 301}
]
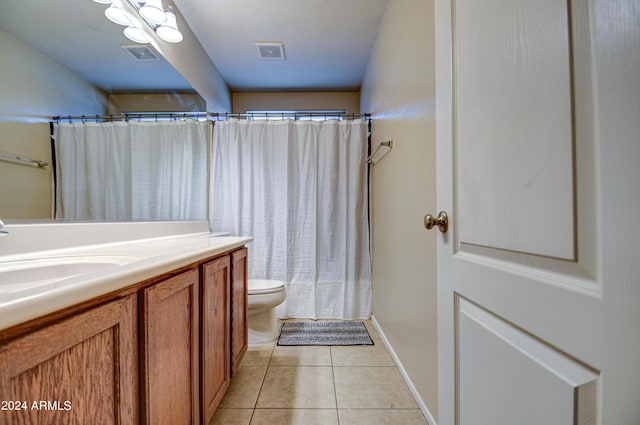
[
  {"left": 0, "top": 246, "right": 248, "bottom": 425},
  {"left": 230, "top": 247, "right": 248, "bottom": 377},
  {"left": 200, "top": 256, "right": 231, "bottom": 425},
  {"left": 140, "top": 268, "right": 200, "bottom": 425},
  {"left": 0, "top": 296, "right": 137, "bottom": 425}
]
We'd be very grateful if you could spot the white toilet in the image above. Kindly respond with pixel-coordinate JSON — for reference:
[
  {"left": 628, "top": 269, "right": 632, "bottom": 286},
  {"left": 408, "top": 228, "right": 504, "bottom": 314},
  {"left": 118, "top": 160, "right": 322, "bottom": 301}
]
[{"left": 247, "top": 279, "right": 286, "bottom": 343}]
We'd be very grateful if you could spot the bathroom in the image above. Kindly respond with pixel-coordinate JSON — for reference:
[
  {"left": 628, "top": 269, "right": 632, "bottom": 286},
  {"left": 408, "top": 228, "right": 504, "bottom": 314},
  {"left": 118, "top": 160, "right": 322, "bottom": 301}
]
[
  {"left": 0, "top": 1, "right": 638, "bottom": 425},
  {"left": 0, "top": 0, "right": 435, "bottom": 423}
]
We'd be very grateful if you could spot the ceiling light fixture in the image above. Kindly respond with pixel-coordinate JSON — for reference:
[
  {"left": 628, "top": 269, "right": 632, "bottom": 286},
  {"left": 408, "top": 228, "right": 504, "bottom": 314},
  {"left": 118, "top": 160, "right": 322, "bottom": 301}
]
[{"left": 96, "top": 1, "right": 183, "bottom": 44}]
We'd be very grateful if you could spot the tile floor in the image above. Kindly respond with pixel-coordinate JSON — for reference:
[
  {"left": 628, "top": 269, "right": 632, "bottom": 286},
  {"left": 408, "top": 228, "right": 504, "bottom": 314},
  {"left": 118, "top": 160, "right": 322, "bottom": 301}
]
[{"left": 211, "top": 320, "right": 428, "bottom": 425}]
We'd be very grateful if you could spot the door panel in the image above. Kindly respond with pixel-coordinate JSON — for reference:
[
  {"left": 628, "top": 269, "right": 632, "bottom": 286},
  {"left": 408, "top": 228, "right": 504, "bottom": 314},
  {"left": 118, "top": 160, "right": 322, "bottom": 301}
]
[
  {"left": 142, "top": 270, "right": 199, "bottom": 425},
  {"left": 201, "top": 256, "right": 230, "bottom": 425},
  {"left": 457, "top": 297, "right": 597, "bottom": 425},
  {"left": 0, "top": 297, "right": 136, "bottom": 425},
  {"left": 230, "top": 248, "right": 248, "bottom": 377},
  {"left": 455, "top": 0, "right": 575, "bottom": 260}
]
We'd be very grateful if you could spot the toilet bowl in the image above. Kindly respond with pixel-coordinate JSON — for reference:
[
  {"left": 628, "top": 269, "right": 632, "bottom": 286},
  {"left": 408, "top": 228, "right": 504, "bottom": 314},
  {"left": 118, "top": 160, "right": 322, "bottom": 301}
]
[{"left": 248, "top": 279, "right": 286, "bottom": 343}]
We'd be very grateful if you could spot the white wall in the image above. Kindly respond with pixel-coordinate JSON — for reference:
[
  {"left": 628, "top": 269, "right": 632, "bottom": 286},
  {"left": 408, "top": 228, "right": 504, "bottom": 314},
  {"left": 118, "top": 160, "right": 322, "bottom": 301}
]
[
  {"left": 0, "top": 27, "right": 108, "bottom": 121},
  {"left": 360, "top": 0, "right": 437, "bottom": 421}
]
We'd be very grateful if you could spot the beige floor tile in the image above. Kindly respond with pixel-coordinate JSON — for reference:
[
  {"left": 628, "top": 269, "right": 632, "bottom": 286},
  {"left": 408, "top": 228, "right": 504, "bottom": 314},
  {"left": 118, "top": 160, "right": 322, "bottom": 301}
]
[
  {"left": 241, "top": 341, "right": 275, "bottom": 367},
  {"left": 210, "top": 408, "right": 254, "bottom": 425},
  {"left": 331, "top": 344, "right": 395, "bottom": 367},
  {"left": 219, "top": 366, "right": 267, "bottom": 408},
  {"left": 363, "top": 320, "right": 382, "bottom": 340},
  {"left": 256, "top": 366, "right": 336, "bottom": 408},
  {"left": 334, "top": 367, "right": 418, "bottom": 409},
  {"left": 250, "top": 409, "right": 338, "bottom": 425},
  {"left": 338, "top": 409, "right": 428, "bottom": 425},
  {"left": 270, "top": 345, "right": 332, "bottom": 366}
]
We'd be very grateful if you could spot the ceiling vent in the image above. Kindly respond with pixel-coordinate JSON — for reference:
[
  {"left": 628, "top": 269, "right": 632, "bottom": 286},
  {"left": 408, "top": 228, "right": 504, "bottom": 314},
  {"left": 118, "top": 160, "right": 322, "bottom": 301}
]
[
  {"left": 121, "top": 44, "right": 162, "bottom": 62},
  {"left": 255, "top": 42, "right": 286, "bottom": 60}
]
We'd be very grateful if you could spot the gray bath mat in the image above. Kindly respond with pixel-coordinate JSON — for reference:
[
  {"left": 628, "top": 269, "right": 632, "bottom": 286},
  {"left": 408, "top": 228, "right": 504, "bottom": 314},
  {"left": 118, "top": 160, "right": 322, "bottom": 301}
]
[{"left": 278, "top": 321, "right": 374, "bottom": 346}]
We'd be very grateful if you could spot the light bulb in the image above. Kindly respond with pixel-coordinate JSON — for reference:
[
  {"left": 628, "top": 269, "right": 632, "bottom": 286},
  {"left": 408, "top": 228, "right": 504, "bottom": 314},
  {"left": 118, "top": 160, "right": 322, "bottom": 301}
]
[
  {"left": 139, "top": 0, "right": 167, "bottom": 24},
  {"left": 123, "top": 26, "right": 149, "bottom": 44},
  {"left": 105, "top": 4, "right": 132, "bottom": 26},
  {"left": 156, "top": 9, "right": 183, "bottom": 43}
]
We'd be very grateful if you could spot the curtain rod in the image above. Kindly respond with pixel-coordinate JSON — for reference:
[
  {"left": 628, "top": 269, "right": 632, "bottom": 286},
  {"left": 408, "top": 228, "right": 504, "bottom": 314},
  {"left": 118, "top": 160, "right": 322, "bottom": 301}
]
[
  {"left": 53, "top": 112, "right": 371, "bottom": 123},
  {"left": 52, "top": 112, "right": 207, "bottom": 123},
  {"left": 208, "top": 112, "right": 371, "bottom": 120}
]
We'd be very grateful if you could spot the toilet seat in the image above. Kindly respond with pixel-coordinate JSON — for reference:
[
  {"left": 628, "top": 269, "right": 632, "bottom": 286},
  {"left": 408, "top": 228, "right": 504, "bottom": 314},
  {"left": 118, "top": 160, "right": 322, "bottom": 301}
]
[{"left": 248, "top": 279, "right": 285, "bottom": 295}]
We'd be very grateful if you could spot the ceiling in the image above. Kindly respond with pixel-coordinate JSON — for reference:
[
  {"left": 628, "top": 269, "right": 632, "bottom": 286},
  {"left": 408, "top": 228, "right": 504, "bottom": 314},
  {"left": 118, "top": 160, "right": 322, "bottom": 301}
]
[
  {"left": 174, "top": 0, "right": 388, "bottom": 91},
  {"left": 0, "top": 0, "right": 193, "bottom": 92},
  {"left": 0, "top": 0, "right": 388, "bottom": 93}
]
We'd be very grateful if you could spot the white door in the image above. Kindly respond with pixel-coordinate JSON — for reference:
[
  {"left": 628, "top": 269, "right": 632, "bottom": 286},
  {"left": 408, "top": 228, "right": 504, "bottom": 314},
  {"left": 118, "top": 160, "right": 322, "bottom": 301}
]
[{"left": 435, "top": 1, "right": 640, "bottom": 424}]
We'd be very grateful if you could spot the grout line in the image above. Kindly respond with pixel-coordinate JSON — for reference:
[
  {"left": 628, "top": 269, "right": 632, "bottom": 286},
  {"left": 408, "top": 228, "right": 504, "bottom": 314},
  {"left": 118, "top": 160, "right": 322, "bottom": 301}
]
[
  {"left": 330, "top": 344, "right": 341, "bottom": 425},
  {"left": 332, "top": 365, "right": 396, "bottom": 367},
  {"left": 250, "top": 345, "right": 274, "bottom": 414}
]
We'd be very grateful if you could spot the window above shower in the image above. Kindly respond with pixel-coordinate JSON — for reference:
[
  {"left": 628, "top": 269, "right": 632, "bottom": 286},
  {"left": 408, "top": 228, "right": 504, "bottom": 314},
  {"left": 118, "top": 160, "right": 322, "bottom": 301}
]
[{"left": 245, "top": 110, "right": 348, "bottom": 121}]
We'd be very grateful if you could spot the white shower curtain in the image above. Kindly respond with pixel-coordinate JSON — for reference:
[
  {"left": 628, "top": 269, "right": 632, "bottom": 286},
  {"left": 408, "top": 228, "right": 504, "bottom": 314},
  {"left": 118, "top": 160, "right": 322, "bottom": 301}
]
[
  {"left": 209, "top": 119, "right": 372, "bottom": 319},
  {"left": 54, "top": 120, "right": 207, "bottom": 221}
]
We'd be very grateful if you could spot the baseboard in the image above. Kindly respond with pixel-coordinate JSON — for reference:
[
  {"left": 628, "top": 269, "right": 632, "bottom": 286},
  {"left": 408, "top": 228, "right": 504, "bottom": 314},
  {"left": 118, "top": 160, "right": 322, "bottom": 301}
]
[{"left": 370, "top": 315, "right": 438, "bottom": 425}]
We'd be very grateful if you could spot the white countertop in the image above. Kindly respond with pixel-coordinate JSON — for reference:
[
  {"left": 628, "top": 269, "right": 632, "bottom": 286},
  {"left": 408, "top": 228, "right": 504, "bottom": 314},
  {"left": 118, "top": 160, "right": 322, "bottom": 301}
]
[{"left": 0, "top": 232, "right": 252, "bottom": 331}]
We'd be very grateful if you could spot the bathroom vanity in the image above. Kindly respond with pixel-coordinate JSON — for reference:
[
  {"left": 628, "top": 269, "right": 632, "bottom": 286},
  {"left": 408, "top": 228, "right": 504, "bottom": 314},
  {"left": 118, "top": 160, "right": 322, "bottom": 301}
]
[{"left": 0, "top": 231, "right": 250, "bottom": 425}]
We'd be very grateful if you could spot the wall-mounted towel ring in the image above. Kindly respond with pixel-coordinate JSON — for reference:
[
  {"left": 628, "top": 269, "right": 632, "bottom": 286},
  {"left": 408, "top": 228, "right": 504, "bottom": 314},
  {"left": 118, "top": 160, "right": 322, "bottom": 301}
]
[
  {"left": 366, "top": 140, "right": 393, "bottom": 164},
  {"left": 0, "top": 152, "right": 48, "bottom": 168}
]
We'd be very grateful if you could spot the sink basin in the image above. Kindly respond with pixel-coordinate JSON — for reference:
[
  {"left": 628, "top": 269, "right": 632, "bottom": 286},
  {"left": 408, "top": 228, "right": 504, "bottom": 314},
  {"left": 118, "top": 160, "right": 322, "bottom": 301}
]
[{"left": 0, "top": 255, "right": 141, "bottom": 286}]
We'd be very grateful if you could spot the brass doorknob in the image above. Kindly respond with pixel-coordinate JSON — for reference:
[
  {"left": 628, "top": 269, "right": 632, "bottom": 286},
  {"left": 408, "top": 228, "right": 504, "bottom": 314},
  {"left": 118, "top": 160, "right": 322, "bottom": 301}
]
[{"left": 424, "top": 211, "right": 448, "bottom": 233}]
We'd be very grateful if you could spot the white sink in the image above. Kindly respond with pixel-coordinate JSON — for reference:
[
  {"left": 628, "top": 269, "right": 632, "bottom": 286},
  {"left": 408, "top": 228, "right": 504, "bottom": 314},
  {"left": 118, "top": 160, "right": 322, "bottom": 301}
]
[{"left": 0, "top": 255, "right": 141, "bottom": 286}]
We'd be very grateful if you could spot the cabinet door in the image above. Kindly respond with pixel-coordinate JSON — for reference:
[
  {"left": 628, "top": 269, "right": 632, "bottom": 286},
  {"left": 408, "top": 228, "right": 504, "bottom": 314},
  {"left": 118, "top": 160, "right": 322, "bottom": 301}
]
[
  {"left": 200, "top": 256, "right": 230, "bottom": 425},
  {"left": 230, "top": 248, "right": 248, "bottom": 376},
  {"left": 0, "top": 296, "right": 137, "bottom": 425},
  {"left": 141, "top": 269, "right": 199, "bottom": 425}
]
